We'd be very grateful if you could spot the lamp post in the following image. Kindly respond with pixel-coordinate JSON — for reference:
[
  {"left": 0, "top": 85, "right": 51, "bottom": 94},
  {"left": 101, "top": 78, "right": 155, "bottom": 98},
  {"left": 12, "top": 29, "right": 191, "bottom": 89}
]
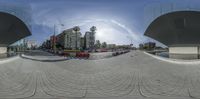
[{"left": 73, "top": 26, "right": 80, "bottom": 50}]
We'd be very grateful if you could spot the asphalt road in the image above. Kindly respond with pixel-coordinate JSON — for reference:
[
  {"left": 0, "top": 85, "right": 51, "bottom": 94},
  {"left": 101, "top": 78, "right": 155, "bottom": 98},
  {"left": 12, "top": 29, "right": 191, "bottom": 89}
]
[{"left": 0, "top": 50, "right": 199, "bottom": 99}]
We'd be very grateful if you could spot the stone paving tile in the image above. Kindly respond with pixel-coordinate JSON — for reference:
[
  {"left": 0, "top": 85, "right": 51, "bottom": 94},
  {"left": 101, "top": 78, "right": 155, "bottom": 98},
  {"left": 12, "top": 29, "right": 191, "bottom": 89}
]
[{"left": 0, "top": 50, "right": 199, "bottom": 99}]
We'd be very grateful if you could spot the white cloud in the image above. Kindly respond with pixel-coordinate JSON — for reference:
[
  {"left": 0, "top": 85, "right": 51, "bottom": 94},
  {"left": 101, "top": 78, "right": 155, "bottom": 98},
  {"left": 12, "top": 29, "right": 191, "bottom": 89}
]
[
  {"left": 110, "top": 20, "right": 142, "bottom": 42},
  {"left": 32, "top": 9, "right": 143, "bottom": 45},
  {"left": 96, "top": 28, "right": 129, "bottom": 44}
]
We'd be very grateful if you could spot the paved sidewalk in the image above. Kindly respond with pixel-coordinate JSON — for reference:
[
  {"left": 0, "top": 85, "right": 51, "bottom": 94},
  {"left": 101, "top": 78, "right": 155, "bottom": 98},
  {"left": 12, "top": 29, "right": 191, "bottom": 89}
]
[{"left": 0, "top": 51, "right": 199, "bottom": 99}]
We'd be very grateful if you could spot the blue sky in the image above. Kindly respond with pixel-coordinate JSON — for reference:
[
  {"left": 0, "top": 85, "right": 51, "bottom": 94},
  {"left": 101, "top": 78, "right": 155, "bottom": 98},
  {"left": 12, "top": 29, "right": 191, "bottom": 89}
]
[{"left": 1, "top": 0, "right": 200, "bottom": 46}]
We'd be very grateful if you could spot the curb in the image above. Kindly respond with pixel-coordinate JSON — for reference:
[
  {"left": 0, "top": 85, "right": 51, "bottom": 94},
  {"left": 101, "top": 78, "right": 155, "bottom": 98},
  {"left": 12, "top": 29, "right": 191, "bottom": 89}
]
[
  {"left": 0, "top": 55, "right": 19, "bottom": 64},
  {"left": 20, "top": 54, "right": 69, "bottom": 62}
]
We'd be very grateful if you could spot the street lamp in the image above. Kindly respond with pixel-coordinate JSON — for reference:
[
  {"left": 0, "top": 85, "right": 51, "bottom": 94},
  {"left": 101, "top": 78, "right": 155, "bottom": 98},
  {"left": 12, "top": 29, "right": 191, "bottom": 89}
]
[{"left": 73, "top": 26, "right": 80, "bottom": 50}]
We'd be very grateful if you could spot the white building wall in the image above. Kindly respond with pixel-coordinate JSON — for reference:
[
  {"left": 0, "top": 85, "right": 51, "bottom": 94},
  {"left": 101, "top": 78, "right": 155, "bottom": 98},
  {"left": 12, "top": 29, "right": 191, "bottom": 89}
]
[
  {"left": 169, "top": 47, "right": 198, "bottom": 54},
  {"left": 70, "top": 32, "right": 81, "bottom": 50},
  {"left": 0, "top": 47, "right": 7, "bottom": 54},
  {"left": 85, "top": 31, "right": 95, "bottom": 49},
  {"left": 169, "top": 47, "right": 199, "bottom": 59},
  {"left": 63, "top": 29, "right": 81, "bottom": 49}
]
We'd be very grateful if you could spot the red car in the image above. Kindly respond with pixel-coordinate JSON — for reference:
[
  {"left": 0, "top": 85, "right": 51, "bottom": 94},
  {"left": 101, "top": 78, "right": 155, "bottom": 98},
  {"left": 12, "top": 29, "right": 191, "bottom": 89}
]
[{"left": 76, "top": 52, "right": 90, "bottom": 58}]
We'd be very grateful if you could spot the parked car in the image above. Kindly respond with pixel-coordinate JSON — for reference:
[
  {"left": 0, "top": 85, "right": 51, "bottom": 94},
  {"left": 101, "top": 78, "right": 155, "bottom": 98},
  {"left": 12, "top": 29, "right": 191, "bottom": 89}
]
[{"left": 76, "top": 52, "right": 90, "bottom": 58}]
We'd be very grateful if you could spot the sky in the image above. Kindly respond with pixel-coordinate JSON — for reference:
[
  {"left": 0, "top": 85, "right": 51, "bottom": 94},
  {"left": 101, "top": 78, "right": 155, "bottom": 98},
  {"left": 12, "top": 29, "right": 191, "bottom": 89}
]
[{"left": 1, "top": 0, "right": 200, "bottom": 47}]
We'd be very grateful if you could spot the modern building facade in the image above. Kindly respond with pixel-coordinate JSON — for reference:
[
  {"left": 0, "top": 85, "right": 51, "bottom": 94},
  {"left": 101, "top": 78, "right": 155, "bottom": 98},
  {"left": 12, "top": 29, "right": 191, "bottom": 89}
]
[
  {"left": 84, "top": 31, "right": 95, "bottom": 50},
  {"left": 80, "top": 37, "right": 85, "bottom": 50},
  {"left": 56, "top": 28, "right": 81, "bottom": 50},
  {"left": 54, "top": 26, "right": 96, "bottom": 51},
  {"left": 144, "top": 11, "right": 200, "bottom": 59}
]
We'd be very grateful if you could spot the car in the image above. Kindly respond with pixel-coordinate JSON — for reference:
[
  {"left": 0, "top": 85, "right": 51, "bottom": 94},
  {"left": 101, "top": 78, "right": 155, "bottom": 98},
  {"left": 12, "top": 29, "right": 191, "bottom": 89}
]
[{"left": 76, "top": 52, "right": 90, "bottom": 58}]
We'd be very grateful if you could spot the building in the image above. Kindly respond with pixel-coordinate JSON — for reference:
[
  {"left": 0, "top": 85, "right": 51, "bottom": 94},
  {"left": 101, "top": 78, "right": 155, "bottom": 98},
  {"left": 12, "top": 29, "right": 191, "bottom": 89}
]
[
  {"left": 50, "top": 35, "right": 57, "bottom": 49},
  {"left": 144, "top": 11, "right": 200, "bottom": 59},
  {"left": 116, "top": 45, "right": 131, "bottom": 49},
  {"left": 0, "top": 3, "right": 32, "bottom": 53},
  {"left": 84, "top": 31, "right": 95, "bottom": 50},
  {"left": 56, "top": 28, "right": 81, "bottom": 50},
  {"left": 8, "top": 39, "right": 27, "bottom": 52},
  {"left": 56, "top": 33, "right": 65, "bottom": 49},
  {"left": 143, "top": 42, "right": 156, "bottom": 51},
  {"left": 80, "top": 37, "right": 85, "bottom": 50},
  {"left": 27, "top": 40, "right": 37, "bottom": 49},
  {"left": 107, "top": 44, "right": 116, "bottom": 49}
]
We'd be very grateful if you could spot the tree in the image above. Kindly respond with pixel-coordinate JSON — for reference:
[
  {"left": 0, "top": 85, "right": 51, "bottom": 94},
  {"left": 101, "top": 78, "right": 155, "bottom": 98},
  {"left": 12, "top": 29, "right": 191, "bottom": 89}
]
[
  {"left": 101, "top": 42, "right": 107, "bottom": 48},
  {"left": 73, "top": 26, "right": 80, "bottom": 50},
  {"left": 89, "top": 26, "right": 97, "bottom": 51},
  {"left": 90, "top": 26, "right": 97, "bottom": 32},
  {"left": 73, "top": 26, "right": 80, "bottom": 32},
  {"left": 95, "top": 40, "right": 101, "bottom": 49}
]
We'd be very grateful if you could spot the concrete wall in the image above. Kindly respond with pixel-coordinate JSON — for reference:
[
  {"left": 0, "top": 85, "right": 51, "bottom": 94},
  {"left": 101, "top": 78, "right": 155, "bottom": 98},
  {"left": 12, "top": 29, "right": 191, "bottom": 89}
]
[
  {"left": 169, "top": 54, "right": 198, "bottom": 60},
  {"left": 169, "top": 47, "right": 198, "bottom": 54},
  {"left": 0, "top": 47, "right": 7, "bottom": 54},
  {"left": 169, "top": 47, "right": 199, "bottom": 59}
]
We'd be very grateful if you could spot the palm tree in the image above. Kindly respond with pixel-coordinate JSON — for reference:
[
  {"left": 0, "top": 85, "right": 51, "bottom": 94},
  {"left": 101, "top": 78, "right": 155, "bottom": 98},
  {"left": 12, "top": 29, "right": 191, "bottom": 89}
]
[
  {"left": 90, "top": 26, "right": 97, "bottom": 51},
  {"left": 73, "top": 26, "right": 80, "bottom": 50},
  {"left": 102, "top": 42, "right": 107, "bottom": 48},
  {"left": 90, "top": 26, "right": 97, "bottom": 32},
  {"left": 95, "top": 40, "right": 101, "bottom": 49}
]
